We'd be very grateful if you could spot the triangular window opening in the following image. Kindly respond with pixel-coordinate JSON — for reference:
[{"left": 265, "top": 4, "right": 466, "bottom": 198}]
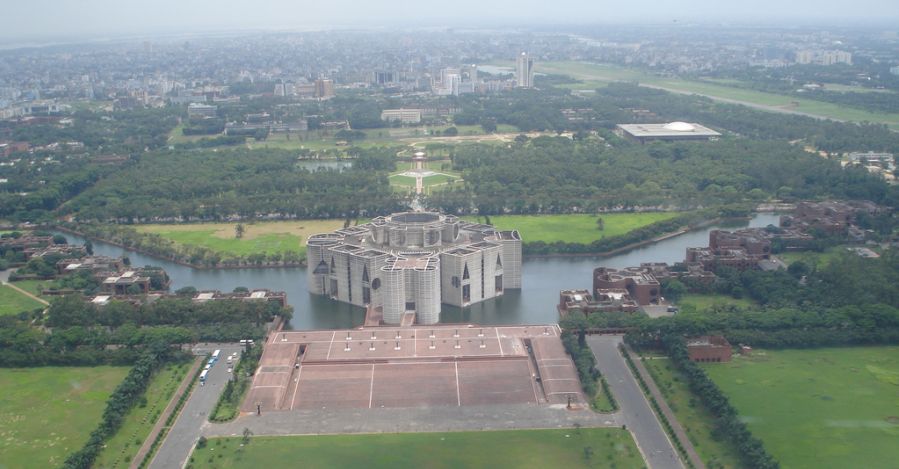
[
  {"left": 362, "top": 266, "right": 370, "bottom": 282},
  {"left": 496, "top": 255, "right": 503, "bottom": 268},
  {"left": 462, "top": 263, "right": 470, "bottom": 280}
]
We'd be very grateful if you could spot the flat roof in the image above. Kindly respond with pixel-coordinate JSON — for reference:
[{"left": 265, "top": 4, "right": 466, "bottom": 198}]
[{"left": 618, "top": 122, "right": 721, "bottom": 138}]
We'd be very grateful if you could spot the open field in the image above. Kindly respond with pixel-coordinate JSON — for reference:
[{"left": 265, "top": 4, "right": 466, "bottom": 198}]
[
  {"left": 776, "top": 246, "right": 861, "bottom": 269},
  {"left": 676, "top": 294, "right": 756, "bottom": 312},
  {"left": 465, "top": 212, "right": 685, "bottom": 245},
  {"left": 0, "top": 366, "right": 130, "bottom": 468},
  {"left": 704, "top": 346, "right": 899, "bottom": 469},
  {"left": 188, "top": 429, "right": 645, "bottom": 469},
  {"left": 0, "top": 283, "right": 45, "bottom": 316},
  {"left": 94, "top": 360, "right": 192, "bottom": 469},
  {"left": 9, "top": 279, "right": 46, "bottom": 297},
  {"left": 642, "top": 358, "right": 742, "bottom": 468},
  {"left": 135, "top": 220, "right": 345, "bottom": 258},
  {"left": 539, "top": 61, "right": 899, "bottom": 130}
]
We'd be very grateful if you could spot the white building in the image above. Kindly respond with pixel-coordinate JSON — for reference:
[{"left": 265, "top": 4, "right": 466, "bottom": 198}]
[{"left": 380, "top": 108, "right": 422, "bottom": 124}]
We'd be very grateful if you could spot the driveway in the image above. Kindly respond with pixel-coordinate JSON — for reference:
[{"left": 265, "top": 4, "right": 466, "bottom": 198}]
[
  {"left": 587, "top": 335, "right": 684, "bottom": 469},
  {"left": 148, "top": 344, "right": 244, "bottom": 469}
]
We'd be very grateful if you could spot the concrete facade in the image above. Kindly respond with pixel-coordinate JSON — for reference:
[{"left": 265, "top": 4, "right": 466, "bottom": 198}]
[{"left": 308, "top": 212, "right": 521, "bottom": 325}]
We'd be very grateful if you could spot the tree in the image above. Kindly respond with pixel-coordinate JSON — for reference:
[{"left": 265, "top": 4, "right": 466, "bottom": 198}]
[
  {"left": 596, "top": 217, "right": 604, "bottom": 231},
  {"left": 235, "top": 223, "right": 245, "bottom": 239},
  {"left": 242, "top": 427, "right": 253, "bottom": 444},
  {"left": 443, "top": 127, "right": 459, "bottom": 137}
]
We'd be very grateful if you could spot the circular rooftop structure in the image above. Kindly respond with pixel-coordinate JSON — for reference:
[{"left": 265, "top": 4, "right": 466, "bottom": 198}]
[
  {"left": 389, "top": 212, "right": 441, "bottom": 224},
  {"left": 663, "top": 121, "right": 696, "bottom": 132}
]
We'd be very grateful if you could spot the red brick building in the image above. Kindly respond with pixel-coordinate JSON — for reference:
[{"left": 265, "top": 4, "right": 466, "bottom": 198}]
[{"left": 686, "top": 336, "right": 732, "bottom": 363}]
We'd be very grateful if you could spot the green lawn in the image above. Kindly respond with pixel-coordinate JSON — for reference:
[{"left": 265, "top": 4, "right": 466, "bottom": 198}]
[
  {"left": 188, "top": 429, "right": 645, "bottom": 469},
  {"left": 9, "top": 279, "right": 47, "bottom": 297},
  {"left": 776, "top": 246, "right": 854, "bottom": 269},
  {"left": 540, "top": 61, "right": 899, "bottom": 130},
  {"left": 704, "top": 346, "right": 899, "bottom": 469},
  {"left": 0, "top": 284, "right": 45, "bottom": 316},
  {"left": 0, "top": 366, "right": 130, "bottom": 468},
  {"left": 389, "top": 172, "right": 462, "bottom": 190},
  {"left": 465, "top": 212, "right": 685, "bottom": 244},
  {"left": 676, "top": 294, "right": 756, "bottom": 312},
  {"left": 642, "top": 359, "right": 742, "bottom": 469},
  {"left": 135, "top": 220, "right": 346, "bottom": 259},
  {"left": 94, "top": 360, "right": 192, "bottom": 469}
]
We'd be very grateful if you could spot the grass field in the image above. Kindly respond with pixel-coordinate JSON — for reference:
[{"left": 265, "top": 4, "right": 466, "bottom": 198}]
[
  {"left": 465, "top": 212, "right": 685, "bottom": 245},
  {"left": 776, "top": 246, "right": 855, "bottom": 269},
  {"left": 389, "top": 172, "right": 462, "bottom": 189},
  {"left": 0, "top": 284, "right": 45, "bottom": 316},
  {"left": 135, "top": 220, "right": 345, "bottom": 259},
  {"left": 188, "top": 429, "right": 645, "bottom": 469},
  {"left": 9, "top": 279, "right": 46, "bottom": 297},
  {"left": 0, "top": 366, "right": 130, "bottom": 468},
  {"left": 676, "top": 294, "right": 756, "bottom": 312},
  {"left": 642, "top": 359, "right": 742, "bottom": 469},
  {"left": 539, "top": 61, "right": 899, "bottom": 130},
  {"left": 94, "top": 360, "right": 192, "bottom": 469},
  {"left": 704, "top": 346, "right": 899, "bottom": 469}
]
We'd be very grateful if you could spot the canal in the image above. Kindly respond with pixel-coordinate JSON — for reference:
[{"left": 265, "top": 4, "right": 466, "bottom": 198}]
[{"left": 56, "top": 213, "right": 779, "bottom": 330}]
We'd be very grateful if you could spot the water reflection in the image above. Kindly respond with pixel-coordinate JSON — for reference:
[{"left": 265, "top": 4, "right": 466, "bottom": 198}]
[{"left": 55, "top": 213, "right": 779, "bottom": 329}]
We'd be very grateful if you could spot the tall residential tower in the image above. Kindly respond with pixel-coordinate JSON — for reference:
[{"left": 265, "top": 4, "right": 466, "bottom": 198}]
[{"left": 516, "top": 52, "right": 534, "bottom": 88}]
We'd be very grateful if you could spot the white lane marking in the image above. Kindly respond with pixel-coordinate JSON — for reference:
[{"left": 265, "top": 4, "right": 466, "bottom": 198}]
[
  {"left": 289, "top": 365, "right": 303, "bottom": 410},
  {"left": 455, "top": 361, "right": 461, "bottom": 406},
  {"left": 368, "top": 364, "right": 375, "bottom": 408},
  {"left": 325, "top": 331, "right": 336, "bottom": 359},
  {"left": 495, "top": 328, "right": 504, "bottom": 357}
]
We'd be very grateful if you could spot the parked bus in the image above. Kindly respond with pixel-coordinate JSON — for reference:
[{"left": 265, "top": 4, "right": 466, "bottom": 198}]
[
  {"left": 212, "top": 349, "right": 221, "bottom": 361},
  {"left": 199, "top": 369, "right": 209, "bottom": 385}
]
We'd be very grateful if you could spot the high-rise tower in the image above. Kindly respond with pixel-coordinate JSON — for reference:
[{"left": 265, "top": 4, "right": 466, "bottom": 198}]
[{"left": 516, "top": 52, "right": 534, "bottom": 88}]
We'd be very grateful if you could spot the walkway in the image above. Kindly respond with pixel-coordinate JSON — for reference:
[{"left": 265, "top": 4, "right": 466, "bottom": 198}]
[
  {"left": 204, "top": 403, "right": 620, "bottom": 438},
  {"left": 587, "top": 335, "right": 684, "bottom": 469}
]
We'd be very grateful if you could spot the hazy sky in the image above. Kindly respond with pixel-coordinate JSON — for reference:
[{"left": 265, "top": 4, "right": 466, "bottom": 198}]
[{"left": 3, "top": 0, "right": 898, "bottom": 41}]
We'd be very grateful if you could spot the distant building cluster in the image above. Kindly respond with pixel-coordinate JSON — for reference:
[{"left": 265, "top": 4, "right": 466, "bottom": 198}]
[
  {"left": 308, "top": 212, "right": 521, "bottom": 325},
  {"left": 795, "top": 50, "right": 852, "bottom": 66},
  {"left": 558, "top": 200, "right": 882, "bottom": 321}
]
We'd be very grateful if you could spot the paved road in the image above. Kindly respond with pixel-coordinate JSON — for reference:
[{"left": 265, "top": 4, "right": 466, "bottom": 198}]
[
  {"left": 149, "top": 344, "right": 244, "bottom": 469},
  {"left": 205, "top": 403, "right": 620, "bottom": 438},
  {"left": 587, "top": 335, "right": 684, "bottom": 469}
]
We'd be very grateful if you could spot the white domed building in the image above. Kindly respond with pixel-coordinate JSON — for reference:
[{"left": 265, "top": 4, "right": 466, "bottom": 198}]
[
  {"left": 307, "top": 212, "right": 522, "bottom": 325},
  {"left": 616, "top": 121, "right": 721, "bottom": 144}
]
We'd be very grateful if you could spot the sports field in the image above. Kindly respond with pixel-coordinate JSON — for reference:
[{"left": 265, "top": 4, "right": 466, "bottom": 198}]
[
  {"left": 134, "top": 219, "right": 345, "bottom": 259},
  {"left": 704, "top": 346, "right": 899, "bottom": 469},
  {"left": 540, "top": 61, "right": 899, "bottom": 130},
  {"left": 0, "top": 283, "right": 45, "bottom": 316},
  {"left": 0, "top": 366, "right": 130, "bottom": 468},
  {"left": 465, "top": 212, "right": 685, "bottom": 245},
  {"left": 188, "top": 429, "right": 645, "bottom": 469}
]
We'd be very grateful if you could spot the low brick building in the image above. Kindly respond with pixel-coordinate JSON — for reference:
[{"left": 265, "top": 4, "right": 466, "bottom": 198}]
[
  {"left": 686, "top": 336, "right": 732, "bottom": 363},
  {"left": 593, "top": 267, "right": 661, "bottom": 305}
]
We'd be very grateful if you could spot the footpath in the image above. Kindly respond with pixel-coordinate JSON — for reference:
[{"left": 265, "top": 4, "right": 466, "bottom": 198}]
[
  {"left": 625, "top": 344, "right": 705, "bottom": 469},
  {"left": 130, "top": 356, "right": 204, "bottom": 469}
]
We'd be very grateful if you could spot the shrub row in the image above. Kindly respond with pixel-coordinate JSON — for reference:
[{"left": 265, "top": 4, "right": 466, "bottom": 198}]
[
  {"left": 619, "top": 344, "right": 694, "bottom": 468},
  {"left": 62, "top": 343, "right": 173, "bottom": 469},
  {"left": 657, "top": 335, "right": 780, "bottom": 469}
]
